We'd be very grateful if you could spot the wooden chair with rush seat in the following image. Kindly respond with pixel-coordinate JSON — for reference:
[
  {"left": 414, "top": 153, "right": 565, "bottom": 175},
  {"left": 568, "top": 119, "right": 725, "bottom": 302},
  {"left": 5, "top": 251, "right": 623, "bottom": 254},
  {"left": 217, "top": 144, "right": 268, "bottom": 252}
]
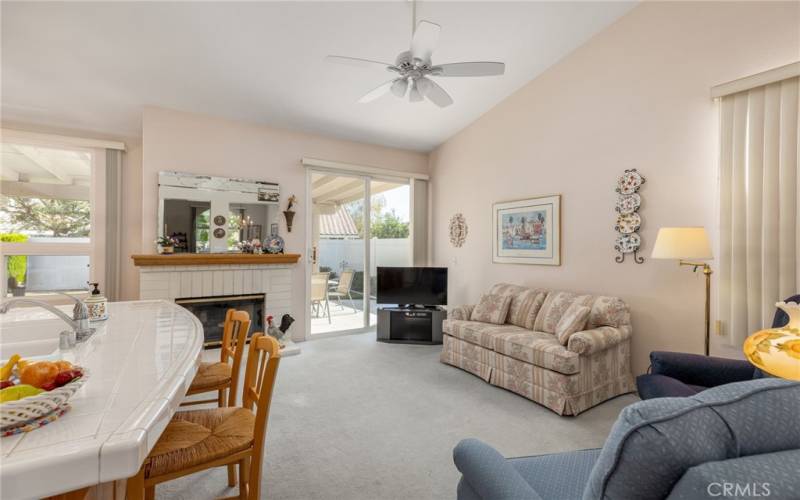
[
  {"left": 182, "top": 309, "right": 251, "bottom": 408},
  {"left": 126, "top": 333, "right": 282, "bottom": 500}
]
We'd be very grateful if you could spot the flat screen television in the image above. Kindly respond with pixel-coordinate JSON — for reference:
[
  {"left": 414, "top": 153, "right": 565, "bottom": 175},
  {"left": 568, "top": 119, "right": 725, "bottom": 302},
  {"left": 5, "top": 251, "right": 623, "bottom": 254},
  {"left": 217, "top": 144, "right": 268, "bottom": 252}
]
[{"left": 377, "top": 267, "right": 447, "bottom": 306}]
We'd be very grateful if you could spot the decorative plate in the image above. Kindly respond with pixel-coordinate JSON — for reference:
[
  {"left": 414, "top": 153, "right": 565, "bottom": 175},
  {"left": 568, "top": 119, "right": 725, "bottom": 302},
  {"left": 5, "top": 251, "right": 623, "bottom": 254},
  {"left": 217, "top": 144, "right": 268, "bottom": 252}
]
[
  {"left": 615, "top": 212, "right": 641, "bottom": 234},
  {"left": 213, "top": 215, "right": 226, "bottom": 226},
  {"left": 448, "top": 213, "right": 468, "bottom": 248},
  {"left": 614, "top": 233, "right": 641, "bottom": 254},
  {"left": 615, "top": 193, "right": 641, "bottom": 215},
  {"left": 213, "top": 227, "right": 226, "bottom": 239},
  {"left": 265, "top": 235, "right": 285, "bottom": 254},
  {"left": 616, "top": 169, "right": 645, "bottom": 195}
]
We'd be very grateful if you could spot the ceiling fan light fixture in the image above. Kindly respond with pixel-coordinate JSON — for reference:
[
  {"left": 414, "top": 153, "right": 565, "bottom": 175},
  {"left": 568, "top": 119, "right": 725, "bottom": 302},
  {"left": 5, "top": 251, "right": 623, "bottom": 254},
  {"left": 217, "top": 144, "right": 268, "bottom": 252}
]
[
  {"left": 409, "top": 80, "right": 424, "bottom": 102},
  {"left": 390, "top": 78, "right": 409, "bottom": 97},
  {"left": 415, "top": 76, "right": 433, "bottom": 97}
]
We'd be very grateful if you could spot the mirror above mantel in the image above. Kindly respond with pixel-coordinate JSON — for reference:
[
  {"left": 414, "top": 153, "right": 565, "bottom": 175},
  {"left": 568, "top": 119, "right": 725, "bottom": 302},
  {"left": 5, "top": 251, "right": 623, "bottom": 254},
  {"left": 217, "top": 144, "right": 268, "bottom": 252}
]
[{"left": 158, "top": 171, "right": 280, "bottom": 253}]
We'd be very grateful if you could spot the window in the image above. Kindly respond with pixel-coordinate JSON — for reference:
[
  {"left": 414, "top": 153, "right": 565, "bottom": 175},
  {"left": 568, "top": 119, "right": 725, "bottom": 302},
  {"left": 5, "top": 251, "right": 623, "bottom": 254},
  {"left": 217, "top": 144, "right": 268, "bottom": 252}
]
[
  {"left": 0, "top": 141, "right": 102, "bottom": 298},
  {"left": 715, "top": 64, "right": 799, "bottom": 344}
]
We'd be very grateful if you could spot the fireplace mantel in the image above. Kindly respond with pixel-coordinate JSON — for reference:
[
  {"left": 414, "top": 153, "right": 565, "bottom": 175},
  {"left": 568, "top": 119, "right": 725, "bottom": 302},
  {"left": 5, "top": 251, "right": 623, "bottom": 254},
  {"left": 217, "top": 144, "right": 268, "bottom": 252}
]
[{"left": 131, "top": 253, "right": 302, "bottom": 267}]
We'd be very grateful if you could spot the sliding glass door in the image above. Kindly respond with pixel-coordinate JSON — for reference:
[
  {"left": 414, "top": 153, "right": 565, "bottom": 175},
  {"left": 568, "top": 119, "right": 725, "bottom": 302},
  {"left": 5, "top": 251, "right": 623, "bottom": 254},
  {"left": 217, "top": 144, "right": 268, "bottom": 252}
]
[
  {"left": 368, "top": 178, "right": 411, "bottom": 327},
  {"left": 308, "top": 171, "right": 411, "bottom": 335},
  {"left": 310, "top": 171, "right": 367, "bottom": 335}
]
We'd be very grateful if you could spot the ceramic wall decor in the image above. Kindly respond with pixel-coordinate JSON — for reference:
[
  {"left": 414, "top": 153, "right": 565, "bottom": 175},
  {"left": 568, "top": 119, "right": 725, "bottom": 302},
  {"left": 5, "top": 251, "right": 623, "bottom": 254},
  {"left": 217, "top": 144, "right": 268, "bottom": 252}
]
[
  {"left": 614, "top": 169, "right": 646, "bottom": 264},
  {"left": 449, "top": 213, "right": 468, "bottom": 247},
  {"left": 213, "top": 215, "right": 226, "bottom": 226}
]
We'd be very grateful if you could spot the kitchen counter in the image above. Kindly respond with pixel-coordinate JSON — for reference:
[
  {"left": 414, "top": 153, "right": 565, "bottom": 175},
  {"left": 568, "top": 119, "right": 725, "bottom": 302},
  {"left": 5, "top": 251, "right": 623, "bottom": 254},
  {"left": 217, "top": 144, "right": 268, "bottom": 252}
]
[{"left": 0, "top": 300, "right": 203, "bottom": 499}]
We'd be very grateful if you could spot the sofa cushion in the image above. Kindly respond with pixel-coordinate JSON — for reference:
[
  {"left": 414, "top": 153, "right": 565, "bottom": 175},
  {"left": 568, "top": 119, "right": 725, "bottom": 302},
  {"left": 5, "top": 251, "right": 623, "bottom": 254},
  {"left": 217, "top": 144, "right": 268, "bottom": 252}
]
[
  {"left": 583, "top": 378, "right": 800, "bottom": 500},
  {"left": 488, "top": 283, "right": 549, "bottom": 329},
  {"left": 470, "top": 293, "right": 512, "bottom": 324},
  {"left": 493, "top": 331, "right": 581, "bottom": 375},
  {"left": 533, "top": 291, "right": 578, "bottom": 333},
  {"left": 511, "top": 448, "right": 601, "bottom": 500},
  {"left": 666, "top": 449, "right": 800, "bottom": 500},
  {"left": 555, "top": 304, "right": 591, "bottom": 345},
  {"left": 443, "top": 320, "right": 529, "bottom": 350},
  {"left": 587, "top": 296, "right": 628, "bottom": 328}
]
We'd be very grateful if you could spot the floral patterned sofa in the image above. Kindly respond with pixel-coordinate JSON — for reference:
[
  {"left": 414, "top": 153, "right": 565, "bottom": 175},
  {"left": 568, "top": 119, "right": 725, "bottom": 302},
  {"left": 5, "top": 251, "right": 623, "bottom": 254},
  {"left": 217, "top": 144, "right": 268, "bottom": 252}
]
[{"left": 440, "top": 283, "right": 635, "bottom": 415}]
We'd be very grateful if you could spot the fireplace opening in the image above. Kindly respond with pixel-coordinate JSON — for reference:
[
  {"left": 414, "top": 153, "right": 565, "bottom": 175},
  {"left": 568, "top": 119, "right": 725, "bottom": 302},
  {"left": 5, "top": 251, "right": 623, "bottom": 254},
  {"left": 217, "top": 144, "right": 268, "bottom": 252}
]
[{"left": 175, "top": 294, "right": 265, "bottom": 347}]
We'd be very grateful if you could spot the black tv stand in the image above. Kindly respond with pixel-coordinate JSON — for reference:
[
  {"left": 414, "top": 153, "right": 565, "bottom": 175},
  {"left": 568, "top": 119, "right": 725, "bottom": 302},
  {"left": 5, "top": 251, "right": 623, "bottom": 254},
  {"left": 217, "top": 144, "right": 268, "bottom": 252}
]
[{"left": 377, "top": 306, "right": 444, "bottom": 345}]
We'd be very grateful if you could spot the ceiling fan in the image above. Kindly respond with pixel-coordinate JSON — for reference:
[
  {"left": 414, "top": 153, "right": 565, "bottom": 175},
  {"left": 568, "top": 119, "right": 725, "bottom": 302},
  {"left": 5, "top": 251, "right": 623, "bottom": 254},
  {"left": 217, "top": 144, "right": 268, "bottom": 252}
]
[{"left": 325, "top": 1, "right": 505, "bottom": 108}]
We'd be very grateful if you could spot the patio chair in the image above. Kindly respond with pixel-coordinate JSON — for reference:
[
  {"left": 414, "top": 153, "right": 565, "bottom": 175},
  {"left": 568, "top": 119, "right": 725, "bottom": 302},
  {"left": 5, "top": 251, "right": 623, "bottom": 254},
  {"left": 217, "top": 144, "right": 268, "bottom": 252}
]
[
  {"left": 311, "top": 271, "right": 331, "bottom": 323},
  {"left": 329, "top": 268, "right": 356, "bottom": 313}
]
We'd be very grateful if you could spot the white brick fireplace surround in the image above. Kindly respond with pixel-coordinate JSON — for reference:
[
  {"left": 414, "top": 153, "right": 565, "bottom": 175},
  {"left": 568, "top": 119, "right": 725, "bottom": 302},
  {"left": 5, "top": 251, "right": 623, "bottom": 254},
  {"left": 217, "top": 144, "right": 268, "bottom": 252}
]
[{"left": 138, "top": 264, "right": 293, "bottom": 317}]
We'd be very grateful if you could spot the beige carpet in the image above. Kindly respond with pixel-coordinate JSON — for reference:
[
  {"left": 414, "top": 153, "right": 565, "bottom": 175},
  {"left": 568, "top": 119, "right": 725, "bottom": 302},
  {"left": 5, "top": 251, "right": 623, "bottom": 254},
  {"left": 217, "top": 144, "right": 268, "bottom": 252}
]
[{"left": 158, "top": 331, "right": 638, "bottom": 499}]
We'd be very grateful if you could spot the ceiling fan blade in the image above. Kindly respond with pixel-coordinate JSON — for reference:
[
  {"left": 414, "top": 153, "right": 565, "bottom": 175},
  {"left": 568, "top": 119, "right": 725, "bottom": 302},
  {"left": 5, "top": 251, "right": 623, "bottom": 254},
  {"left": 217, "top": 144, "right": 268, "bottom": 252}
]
[
  {"left": 433, "top": 62, "right": 505, "bottom": 77},
  {"left": 417, "top": 77, "right": 453, "bottom": 107},
  {"left": 357, "top": 80, "right": 395, "bottom": 103},
  {"left": 410, "top": 21, "right": 440, "bottom": 63},
  {"left": 326, "top": 55, "right": 394, "bottom": 70}
]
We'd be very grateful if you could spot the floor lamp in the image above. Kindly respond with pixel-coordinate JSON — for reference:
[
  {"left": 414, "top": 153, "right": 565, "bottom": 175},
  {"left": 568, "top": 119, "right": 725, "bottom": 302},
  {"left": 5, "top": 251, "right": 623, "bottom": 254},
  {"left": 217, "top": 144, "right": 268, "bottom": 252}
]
[{"left": 651, "top": 227, "right": 714, "bottom": 356}]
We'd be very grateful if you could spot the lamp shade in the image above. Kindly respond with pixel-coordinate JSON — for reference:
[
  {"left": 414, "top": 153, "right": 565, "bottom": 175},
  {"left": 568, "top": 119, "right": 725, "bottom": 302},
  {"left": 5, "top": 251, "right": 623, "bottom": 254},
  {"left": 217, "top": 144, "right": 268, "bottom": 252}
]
[{"left": 651, "top": 227, "right": 713, "bottom": 260}]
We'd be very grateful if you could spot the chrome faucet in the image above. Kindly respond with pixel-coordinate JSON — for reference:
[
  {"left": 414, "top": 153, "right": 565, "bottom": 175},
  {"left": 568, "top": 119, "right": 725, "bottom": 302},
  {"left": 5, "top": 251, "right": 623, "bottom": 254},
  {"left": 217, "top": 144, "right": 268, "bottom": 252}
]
[{"left": 0, "top": 294, "right": 94, "bottom": 341}]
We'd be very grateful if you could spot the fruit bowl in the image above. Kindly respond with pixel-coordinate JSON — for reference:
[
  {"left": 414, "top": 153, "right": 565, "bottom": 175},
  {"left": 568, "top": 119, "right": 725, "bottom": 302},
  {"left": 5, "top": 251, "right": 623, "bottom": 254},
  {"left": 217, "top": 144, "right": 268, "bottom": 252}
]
[{"left": 0, "top": 367, "right": 88, "bottom": 431}]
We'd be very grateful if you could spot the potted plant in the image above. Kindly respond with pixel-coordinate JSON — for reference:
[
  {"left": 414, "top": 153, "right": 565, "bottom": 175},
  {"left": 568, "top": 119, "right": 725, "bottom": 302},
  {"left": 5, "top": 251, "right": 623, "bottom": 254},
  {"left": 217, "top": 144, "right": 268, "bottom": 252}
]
[
  {"left": 155, "top": 235, "right": 178, "bottom": 254},
  {"left": 1, "top": 233, "right": 28, "bottom": 296}
]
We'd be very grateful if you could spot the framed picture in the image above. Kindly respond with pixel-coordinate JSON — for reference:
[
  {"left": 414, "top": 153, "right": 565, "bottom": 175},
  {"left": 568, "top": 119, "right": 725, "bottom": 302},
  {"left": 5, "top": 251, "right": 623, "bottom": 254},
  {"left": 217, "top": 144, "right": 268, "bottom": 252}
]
[
  {"left": 270, "top": 223, "right": 279, "bottom": 237},
  {"left": 492, "top": 194, "right": 561, "bottom": 266}
]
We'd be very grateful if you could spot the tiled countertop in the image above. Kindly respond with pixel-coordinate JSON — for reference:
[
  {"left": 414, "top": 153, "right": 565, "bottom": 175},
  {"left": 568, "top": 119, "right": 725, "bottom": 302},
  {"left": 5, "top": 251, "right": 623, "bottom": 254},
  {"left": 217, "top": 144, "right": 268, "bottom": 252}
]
[{"left": 0, "top": 300, "right": 203, "bottom": 499}]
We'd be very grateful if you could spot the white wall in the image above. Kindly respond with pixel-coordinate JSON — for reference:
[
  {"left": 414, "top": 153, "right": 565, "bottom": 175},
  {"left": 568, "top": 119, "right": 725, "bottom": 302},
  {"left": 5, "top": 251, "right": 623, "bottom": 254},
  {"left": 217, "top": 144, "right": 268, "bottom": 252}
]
[
  {"left": 429, "top": 1, "right": 800, "bottom": 374},
  {"left": 318, "top": 238, "right": 411, "bottom": 274},
  {"left": 140, "top": 107, "right": 428, "bottom": 340}
]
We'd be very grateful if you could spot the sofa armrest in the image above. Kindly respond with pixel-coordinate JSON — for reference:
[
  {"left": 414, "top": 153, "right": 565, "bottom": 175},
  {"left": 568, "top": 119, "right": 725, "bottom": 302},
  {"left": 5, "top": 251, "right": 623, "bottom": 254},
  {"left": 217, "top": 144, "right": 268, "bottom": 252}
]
[
  {"left": 449, "top": 305, "right": 476, "bottom": 321},
  {"left": 567, "top": 325, "right": 630, "bottom": 355},
  {"left": 453, "top": 439, "right": 543, "bottom": 500},
  {"left": 649, "top": 351, "right": 755, "bottom": 387}
]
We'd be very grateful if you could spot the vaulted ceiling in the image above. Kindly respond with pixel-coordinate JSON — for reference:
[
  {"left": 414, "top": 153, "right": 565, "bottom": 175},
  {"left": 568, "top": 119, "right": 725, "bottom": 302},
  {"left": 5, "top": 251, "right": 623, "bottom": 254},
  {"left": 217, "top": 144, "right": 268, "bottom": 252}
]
[{"left": 1, "top": 1, "right": 636, "bottom": 152}]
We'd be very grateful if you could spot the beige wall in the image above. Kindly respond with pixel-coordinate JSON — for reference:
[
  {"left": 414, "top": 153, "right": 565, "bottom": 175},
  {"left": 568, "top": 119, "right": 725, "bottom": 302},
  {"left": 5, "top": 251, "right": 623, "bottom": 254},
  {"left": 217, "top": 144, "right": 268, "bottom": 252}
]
[
  {"left": 140, "top": 106, "right": 428, "bottom": 340},
  {"left": 429, "top": 1, "right": 800, "bottom": 374}
]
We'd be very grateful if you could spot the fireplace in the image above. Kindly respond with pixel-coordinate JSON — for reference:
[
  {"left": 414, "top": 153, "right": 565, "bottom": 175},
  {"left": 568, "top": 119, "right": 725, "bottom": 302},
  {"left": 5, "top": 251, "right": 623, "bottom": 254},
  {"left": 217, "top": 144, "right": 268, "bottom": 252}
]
[{"left": 175, "top": 294, "right": 265, "bottom": 347}]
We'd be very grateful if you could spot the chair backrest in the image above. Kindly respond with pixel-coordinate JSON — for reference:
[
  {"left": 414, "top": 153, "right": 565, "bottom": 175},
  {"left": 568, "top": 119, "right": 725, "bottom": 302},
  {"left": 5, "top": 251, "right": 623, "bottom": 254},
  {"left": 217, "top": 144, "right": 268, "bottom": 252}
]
[
  {"left": 336, "top": 269, "right": 355, "bottom": 293},
  {"left": 311, "top": 272, "right": 330, "bottom": 301},
  {"left": 772, "top": 294, "right": 800, "bottom": 328},
  {"left": 241, "top": 333, "right": 281, "bottom": 500},
  {"left": 219, "top": 309, "right": 251, "bottom": 406},
  {"left": 583, "top": 378, "right": 800, "bottom": 500}
]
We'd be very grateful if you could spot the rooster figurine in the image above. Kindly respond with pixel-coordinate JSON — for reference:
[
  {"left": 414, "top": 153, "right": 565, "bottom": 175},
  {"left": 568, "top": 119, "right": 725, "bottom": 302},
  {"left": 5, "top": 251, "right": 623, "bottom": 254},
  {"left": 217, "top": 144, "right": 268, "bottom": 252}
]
[{"left": 266, "top": 315, "right": 284, "bottom": 347}]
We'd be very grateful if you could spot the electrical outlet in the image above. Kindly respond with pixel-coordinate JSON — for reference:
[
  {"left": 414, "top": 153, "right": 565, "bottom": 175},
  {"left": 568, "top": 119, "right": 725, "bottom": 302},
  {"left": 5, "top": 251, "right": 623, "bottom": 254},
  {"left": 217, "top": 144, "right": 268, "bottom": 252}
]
[{"left": 714, "top": 320, "right": 724, "bottom": 336}]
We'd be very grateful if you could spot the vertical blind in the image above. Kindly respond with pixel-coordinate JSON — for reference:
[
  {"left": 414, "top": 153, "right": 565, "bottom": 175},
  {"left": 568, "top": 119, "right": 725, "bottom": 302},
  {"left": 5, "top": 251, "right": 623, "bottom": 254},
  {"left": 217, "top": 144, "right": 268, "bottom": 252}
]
[{"left": 718, "top": 75, "right": 799, "bottom": 344}]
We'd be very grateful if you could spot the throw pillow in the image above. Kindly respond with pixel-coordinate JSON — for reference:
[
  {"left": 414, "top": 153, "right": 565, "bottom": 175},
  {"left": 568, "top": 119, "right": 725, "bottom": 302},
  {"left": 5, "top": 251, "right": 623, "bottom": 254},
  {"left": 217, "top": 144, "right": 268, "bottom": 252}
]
[
  {"left": 470, "top": 294, "right": 512, "bottom": 325},
  {"left": 555, "top": 303, "right": 591, "bottom": 345}
]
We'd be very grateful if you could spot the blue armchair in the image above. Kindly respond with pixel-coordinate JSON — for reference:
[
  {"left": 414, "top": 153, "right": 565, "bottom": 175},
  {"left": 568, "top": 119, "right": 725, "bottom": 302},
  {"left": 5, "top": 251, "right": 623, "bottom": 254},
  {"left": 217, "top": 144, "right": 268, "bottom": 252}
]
[
  {"left": 636, "top": 294, "right": 799, "bottom": 399},
  {"left": 454, "top": 378, "right": 800, "bottom": 500}
]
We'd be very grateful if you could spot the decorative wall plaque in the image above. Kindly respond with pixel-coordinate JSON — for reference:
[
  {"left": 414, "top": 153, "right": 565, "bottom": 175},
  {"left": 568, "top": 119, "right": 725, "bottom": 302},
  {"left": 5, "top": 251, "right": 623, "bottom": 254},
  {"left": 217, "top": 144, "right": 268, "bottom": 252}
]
[
  {"left": 213, "top": 215, "right": 226, "bottom": 226},
  {"left": 213, "top": 227, "right": 226, "bottom": 239},
  {"left": 614, "top": 169, "right": 645, "bottom": 264},
  {"left": 449, "top": 213, "right": 468, "bottom": 247}
]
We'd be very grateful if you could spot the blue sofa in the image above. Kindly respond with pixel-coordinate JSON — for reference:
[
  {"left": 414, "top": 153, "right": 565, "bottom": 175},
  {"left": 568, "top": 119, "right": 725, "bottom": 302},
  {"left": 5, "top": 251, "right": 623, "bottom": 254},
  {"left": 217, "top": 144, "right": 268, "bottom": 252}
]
[
  {"left": 454, "top": 378, "right": 800, "bottom": 499},
  {"left": 636, "top": 294, "right": 799, "bottom": 399}
]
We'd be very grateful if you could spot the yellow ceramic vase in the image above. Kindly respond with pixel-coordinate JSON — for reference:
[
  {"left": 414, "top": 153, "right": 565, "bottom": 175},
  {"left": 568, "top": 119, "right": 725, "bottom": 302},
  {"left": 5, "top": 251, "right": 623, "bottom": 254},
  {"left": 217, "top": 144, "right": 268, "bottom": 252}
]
[{"left": 743, "top": 301, "right": 800, "bottom": 381}]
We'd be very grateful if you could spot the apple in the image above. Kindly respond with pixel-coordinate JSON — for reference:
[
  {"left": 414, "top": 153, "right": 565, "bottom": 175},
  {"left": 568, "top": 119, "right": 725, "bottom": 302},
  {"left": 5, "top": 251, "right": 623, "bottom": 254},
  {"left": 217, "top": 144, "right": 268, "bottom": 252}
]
[
  {"left": 40, "top": 381, "right": 57, "bottom": 391},
  {"left": 0, "top": 380, "right": 15, "bottom": 390},
  {"left": 54, "top": 369, "right": 83, "bottom": 388}
]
